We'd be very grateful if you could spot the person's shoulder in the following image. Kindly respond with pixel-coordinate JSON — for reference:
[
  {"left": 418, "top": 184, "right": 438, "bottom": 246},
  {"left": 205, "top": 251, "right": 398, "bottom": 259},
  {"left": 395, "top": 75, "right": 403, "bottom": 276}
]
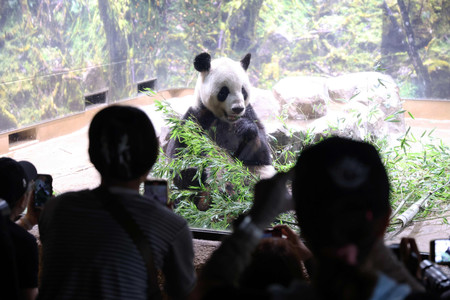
[
  {"left": 42, "top": 189, "right": 95, "bottom": 216},
  {"left": 159, "top": 206, "right": 189, "bottom": 227},
  {"left": 127, "top": 194, "right": 189, "bottom": 228},
  {"left": 55, "top": 189, "right": 93, "bottom": 199},
  {"left": 47, "top": 189, "right": 93, "bottom": 204},
  {"left": 7, "top": 219, "right": 37, "bottom": 245},
  {"left": 140, "top": 195, "right": 188, "bottom": 224}
]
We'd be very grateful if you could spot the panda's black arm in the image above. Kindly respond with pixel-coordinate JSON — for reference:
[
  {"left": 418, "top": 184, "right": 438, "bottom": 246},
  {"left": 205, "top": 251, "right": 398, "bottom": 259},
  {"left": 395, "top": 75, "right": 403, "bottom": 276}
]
[
  {"left": 234, "top": 105, "right": 272, "bottom": 165},
  {"left": 167, "top": 105, "right": 215, "bottom": 190},
  {"left": 167, "top": 105, "right": 216, "bottom": 156},
  {"left": 234, "top": 105, "right": 260, "bottom": 140},
  {"left": 184, "top": 104, "right": 217, "bottom": 131}
]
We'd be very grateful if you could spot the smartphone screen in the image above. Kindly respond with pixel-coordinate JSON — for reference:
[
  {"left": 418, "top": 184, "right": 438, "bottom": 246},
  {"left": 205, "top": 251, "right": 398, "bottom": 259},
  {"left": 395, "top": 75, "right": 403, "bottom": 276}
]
[
  {"left": 144, "top": 179, "right": 169, "bottom": 207},
  {"left": 262, "top": 228, "right": 284, "bottom": 239},
  {"left": 34, "top": 174, "right": 53, "bottom": 207},
  {"left": 430, "top": 239, "right": 450, "bottom": 265}
]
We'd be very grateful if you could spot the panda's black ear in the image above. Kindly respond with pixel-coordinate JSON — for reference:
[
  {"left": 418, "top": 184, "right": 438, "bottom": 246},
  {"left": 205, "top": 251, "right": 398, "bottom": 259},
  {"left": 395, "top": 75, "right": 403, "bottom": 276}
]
[
  {"left": 194, "top": 53, "right": 211, "bottom": 72},
  {"left": 240, "top": 53, "right": 251, "bottom": 71}
]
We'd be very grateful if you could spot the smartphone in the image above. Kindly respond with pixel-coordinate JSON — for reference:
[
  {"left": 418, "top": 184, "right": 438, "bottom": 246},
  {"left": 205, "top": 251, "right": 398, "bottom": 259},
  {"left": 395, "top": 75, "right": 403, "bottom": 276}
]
[
  {"left": 144, "top": 179, "right": 170, "bottom": 208},
  {"left": 430, "top": 239, "right": 450, "bottom": 265},
  {"left": 262, "top": 228, "right": 284, "bottom": 239},
  {"left": 34, "top": 174, "right": 53, "bottom": 208}
]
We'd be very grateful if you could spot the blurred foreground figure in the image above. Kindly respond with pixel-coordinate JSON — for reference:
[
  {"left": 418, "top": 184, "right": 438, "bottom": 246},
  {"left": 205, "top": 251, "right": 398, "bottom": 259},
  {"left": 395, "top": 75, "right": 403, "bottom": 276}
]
[
  {"left": 38, "top": 105, "right": 196, "bottom": 300},
  {"left": 0, "top": 158, "right": 38, "bottom": 300},
  {"left": 239, "top": 224, "right": 311, "bottom": 290},
  {"left": 192, "top": 136, "right": 434, "bottom": 300},
  {"left": 292, "top": 137, "right": 428, "bottom": 300}
]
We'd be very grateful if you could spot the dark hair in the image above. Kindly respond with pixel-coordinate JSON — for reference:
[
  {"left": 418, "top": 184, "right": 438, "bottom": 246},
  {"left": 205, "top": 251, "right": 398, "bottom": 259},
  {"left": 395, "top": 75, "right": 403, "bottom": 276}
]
[
  {"left": 239, "top": 237, "right": 306, "bottom": 290},
  {"left": 88, "top": 105, "right": 159, "bottom": 181},
  {"left": 293, "top": 137, "right": 390, "bottom": 258},
  {"left": 0, "top": 158, "right": 37, "bottom": 208}
]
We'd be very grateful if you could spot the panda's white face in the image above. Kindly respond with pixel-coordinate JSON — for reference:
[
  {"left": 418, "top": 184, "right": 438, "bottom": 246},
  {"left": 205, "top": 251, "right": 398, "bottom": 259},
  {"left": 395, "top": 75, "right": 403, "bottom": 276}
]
[{"left": 195, "top": 56, "right": 251, "bottom": 123}]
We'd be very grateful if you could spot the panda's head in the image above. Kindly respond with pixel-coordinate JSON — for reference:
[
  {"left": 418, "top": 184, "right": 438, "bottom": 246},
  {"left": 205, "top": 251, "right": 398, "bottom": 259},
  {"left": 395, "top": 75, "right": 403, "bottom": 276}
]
[{"left": 193, "top": 52, "right": 252, "bottom": 123}]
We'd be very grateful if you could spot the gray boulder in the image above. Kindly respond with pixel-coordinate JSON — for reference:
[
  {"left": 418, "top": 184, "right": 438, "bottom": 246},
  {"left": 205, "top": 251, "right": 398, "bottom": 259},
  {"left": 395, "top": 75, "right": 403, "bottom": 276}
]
[{"left": 272, "top": 76, "right": 329, "bottom": 120}]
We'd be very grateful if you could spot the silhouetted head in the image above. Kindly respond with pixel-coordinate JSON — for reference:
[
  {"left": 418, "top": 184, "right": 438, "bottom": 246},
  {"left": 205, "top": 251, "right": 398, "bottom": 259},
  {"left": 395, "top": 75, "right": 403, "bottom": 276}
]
[
  {"left": 239, "top": 237, "right": 306, "bottom": 290},
  {"left": 88, "top": 105, "right": 158, "bottom": 181},
  {"left": 293, "top": 137, "right": 390, "bottom": 264},
  {"left": 0, "top": 158, "right": 37, "bottom": 209}
]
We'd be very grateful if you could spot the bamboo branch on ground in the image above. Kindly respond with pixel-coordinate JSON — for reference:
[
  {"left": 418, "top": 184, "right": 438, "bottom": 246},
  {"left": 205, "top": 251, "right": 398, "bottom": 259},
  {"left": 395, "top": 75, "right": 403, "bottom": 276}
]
[
  {"left": 395, "top": 177, "right": 450, "bottom": 227},
  {"left": 390, "top": 191, "right": 413, "bottom": 220}
]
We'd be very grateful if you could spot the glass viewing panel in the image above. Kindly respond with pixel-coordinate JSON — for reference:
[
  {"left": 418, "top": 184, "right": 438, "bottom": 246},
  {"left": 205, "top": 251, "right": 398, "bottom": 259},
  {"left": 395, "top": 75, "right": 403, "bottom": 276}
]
[{"left": 1, "top": 1, "right": 448, "bottom": 231}]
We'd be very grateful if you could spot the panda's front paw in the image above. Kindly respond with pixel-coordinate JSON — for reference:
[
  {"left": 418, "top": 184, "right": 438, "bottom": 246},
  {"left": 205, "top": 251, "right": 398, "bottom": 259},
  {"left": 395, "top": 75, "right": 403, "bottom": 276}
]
[{"left": 235, "top": 122, "right": 258, "bottom": 140}]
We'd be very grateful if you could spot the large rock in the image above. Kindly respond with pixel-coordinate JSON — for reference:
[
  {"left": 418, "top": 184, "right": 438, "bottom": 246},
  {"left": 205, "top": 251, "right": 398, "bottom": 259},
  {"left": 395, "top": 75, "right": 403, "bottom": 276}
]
[
  {"left": 327, "top": 72, "right": 402, "bottom": 110},
  {"left": 272, "top": 76, "right": 329, "bottom": 120},
  {"left": 326, "top": 72, "right": 406, "bottom": 138},
  {"left": 250, "top": 87, "right": 280, "bottom": 122},
  {"left": 263, "top": 72, "right": 406, "bottom": 153}
]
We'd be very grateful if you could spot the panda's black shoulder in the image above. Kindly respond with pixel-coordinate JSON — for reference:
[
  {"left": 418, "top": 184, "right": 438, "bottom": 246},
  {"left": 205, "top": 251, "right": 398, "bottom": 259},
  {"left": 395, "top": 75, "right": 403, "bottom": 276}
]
[{"left": 182, "top": 103, "right": 216, "bottom": 130}]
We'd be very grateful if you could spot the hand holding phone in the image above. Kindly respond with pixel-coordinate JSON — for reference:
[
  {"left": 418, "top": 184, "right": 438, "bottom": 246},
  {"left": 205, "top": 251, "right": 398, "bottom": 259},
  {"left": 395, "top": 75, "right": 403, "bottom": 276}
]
[{"left": 250, "top": 170, "right": 294, "bottom": 229}]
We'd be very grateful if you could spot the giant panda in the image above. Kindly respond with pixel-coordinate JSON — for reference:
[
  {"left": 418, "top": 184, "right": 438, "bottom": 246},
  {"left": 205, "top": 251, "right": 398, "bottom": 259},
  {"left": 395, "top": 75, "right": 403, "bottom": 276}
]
[{"left": 166, "top": 52, "right": 275, "bottom": 192}]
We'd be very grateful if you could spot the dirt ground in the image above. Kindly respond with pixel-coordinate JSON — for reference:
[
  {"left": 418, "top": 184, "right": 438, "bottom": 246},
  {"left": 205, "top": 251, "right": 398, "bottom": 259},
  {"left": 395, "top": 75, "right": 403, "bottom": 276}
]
[{"left": 5, "top": 105, "right": 450, "bottom": 255}]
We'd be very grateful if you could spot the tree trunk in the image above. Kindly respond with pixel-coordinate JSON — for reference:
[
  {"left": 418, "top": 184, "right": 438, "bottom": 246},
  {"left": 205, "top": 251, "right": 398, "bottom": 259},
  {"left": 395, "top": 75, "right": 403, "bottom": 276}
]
[
  {"left": 228, "top": 0, "right": 264, "bottom": 52},
  {"left": 397, "top": 0, "right": 431, "bottom": 97},
  {"left": 98, "top": 0, "right": 130, "bottom": 101},
  {"left": 381, "top": 0, "right": 407, "bottom": 54}
]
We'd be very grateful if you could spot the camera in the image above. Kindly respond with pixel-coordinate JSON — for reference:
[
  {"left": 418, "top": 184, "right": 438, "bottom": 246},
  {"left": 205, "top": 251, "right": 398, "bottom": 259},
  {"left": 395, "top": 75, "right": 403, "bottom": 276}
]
[
  {"left": 34, "top": 174, "right": 53, "bottom": 207},
  {"left": 430, "top": 239, "right": 450, "bottom": 265},
  {"left": 143, "top": 179, "right": 170, "bottom": 208},
  {"left": 417, "top": 238, "right": 450, "bottom": 295},
  {"left": 420, "top": 259, "right": 450, "bottom": 294}
]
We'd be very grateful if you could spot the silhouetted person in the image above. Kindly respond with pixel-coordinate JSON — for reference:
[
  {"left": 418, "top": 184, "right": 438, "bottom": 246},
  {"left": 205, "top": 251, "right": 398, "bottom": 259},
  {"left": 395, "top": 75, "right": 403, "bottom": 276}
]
[
  {"left": 293, "top": 137, "right": 411, "bottom": 300},
  {"left": 0, "top": 158, "right": 39, "bottom": 300},
  {"left": 192, "top": 136, "right": 434, "bottom": 300},
  {"left": 38, "top": 105, "right": 196, "bottom": 300}
]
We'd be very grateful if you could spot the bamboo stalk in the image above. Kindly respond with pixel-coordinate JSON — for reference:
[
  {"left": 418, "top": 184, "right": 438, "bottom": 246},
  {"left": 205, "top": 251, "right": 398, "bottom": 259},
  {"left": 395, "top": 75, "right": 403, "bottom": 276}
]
[
  {"left": 390, "top": 191, "right": 413, "bottom": 220},
  {"left": 396, "top": 177, "right": 450, "bottom": 227}
]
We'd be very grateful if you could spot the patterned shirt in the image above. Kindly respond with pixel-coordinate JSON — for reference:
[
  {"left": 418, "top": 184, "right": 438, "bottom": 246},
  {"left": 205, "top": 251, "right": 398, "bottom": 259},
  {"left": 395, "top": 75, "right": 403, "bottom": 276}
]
[{"left": 38, "top": 186, "right": 196, "bottom": 300}]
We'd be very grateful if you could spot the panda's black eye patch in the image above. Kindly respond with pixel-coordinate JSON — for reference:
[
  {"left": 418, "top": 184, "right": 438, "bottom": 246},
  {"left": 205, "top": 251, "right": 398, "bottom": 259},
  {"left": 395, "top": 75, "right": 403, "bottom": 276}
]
[
  {"left": 242, "top": 87, "right": 248, "bottom": 100},
  {"left": 217, "top": 86, "right": 229, "bottom": 102}
]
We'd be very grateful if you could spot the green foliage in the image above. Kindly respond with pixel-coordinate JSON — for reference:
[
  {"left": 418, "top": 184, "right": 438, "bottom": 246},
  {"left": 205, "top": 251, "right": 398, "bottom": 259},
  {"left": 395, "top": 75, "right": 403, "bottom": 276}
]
[
  {"left": 273, "top": 124, "right": 450, "bottom": 231},
  {"left": 0, "top": 0, "right": 104, "bottom": 129},
  {"left": 151, "top": 100, "right": 449, "bottom": 231},
  {"left": 1, "top": 0, "right": 449, "bottom": 131},
  {"left": 383, "top": 130, "right": 450, "bottom": 228}
]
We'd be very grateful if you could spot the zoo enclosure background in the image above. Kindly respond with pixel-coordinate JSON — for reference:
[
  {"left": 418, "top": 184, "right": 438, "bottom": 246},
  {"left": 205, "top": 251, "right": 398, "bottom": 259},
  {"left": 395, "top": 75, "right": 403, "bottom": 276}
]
[{"left": 0, "top": 0, "right": 449, "bottom": 132}]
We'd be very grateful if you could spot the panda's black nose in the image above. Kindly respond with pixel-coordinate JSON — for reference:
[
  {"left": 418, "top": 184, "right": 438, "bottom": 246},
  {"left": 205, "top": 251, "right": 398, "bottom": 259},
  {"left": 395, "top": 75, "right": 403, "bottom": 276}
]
[{"left": 232, "top": 106, "right": 244, "bottom": 114}]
